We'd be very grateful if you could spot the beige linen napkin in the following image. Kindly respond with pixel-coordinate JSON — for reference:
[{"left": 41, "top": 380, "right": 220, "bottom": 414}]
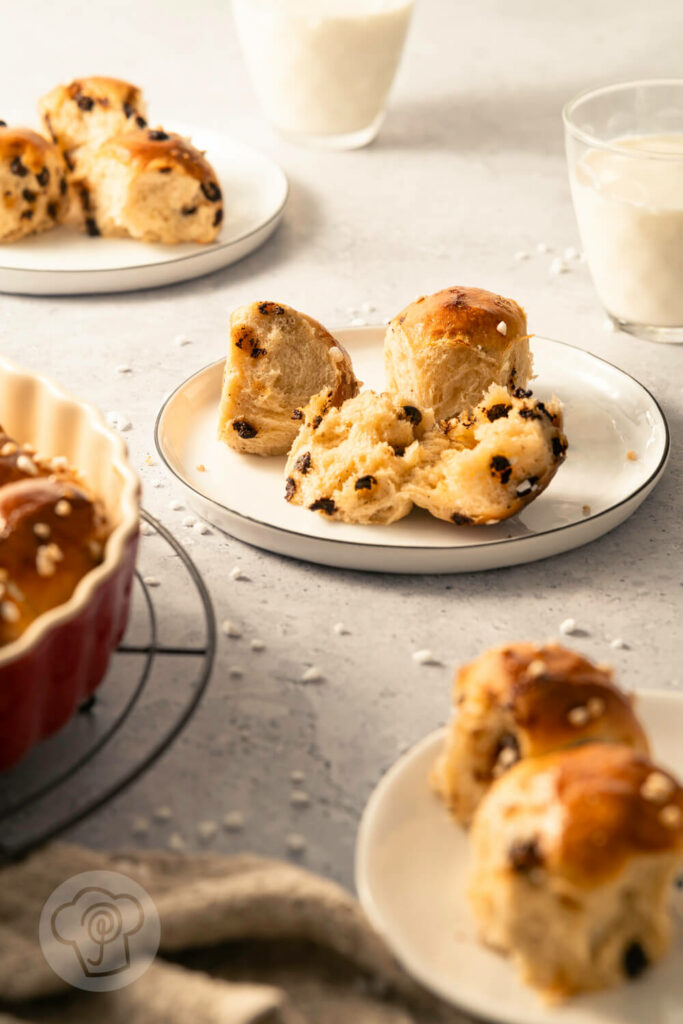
[{"left": 0, "top": 844, "right": 465, "bottom": 1024}]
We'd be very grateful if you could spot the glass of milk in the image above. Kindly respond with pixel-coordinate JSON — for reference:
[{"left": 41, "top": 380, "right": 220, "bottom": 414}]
[
  {"left": 564, "top": 80, "right": 683, "bottom": 343},
  {"left": 232, "top": 0, "right": 415, "bottom": 149}
]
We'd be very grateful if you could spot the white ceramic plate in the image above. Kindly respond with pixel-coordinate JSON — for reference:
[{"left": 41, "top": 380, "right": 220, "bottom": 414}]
[
  {"left": 0, "top": 124, "right": 288, "bottom": 295},
  {"left": 154, "top": 329, "right": 669, "bottom": 574},
  {"left": 355, "top": 690, "right": 683, "bottom": 1024}
]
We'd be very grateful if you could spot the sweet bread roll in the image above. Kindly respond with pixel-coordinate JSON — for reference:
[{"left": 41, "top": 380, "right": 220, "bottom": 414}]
[
  {"left": 218, "top": 302, "right": 359, "bottom": 456},
  {"left": 72, "top": 128, "right": 224, "bottom": 242},
  {"left": 384, "top": 286, "right": 533, "bottom": 419},
  {"left": 38, "top": 76, "right": 147, "bottom": 176},
  {"left": 407, "top": 383, "right": 567, "bottom": 526},
  {"left": 469, "top": 744, "right": 683, "bottom": 999},
  {"left": 0, "top": 477, "right": 111, "bottom": 647},
  {"left": 284, "top": 389, "right": 431, "bottom": 524},
  {"left": 0, "top": 426, "right": 83, "bottom": 487},
  {"left": 432, "top": 642, "right": 649, "bottom": 826},
  {"left": 0, "top": 126, "right": 67, "bottom": 242}
]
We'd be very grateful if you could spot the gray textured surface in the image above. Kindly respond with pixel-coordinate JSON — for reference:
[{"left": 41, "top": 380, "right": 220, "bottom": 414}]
[{"left": 0, "top": 0, "right": 681, "bottom": 888}]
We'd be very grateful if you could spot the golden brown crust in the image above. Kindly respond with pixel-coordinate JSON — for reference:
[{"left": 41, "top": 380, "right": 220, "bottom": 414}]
[
  {"left": 392, "top": 286, "right": 529, "bottom": 358},
  {"left": 500, "top": 745, "right": 683, "bottom": 886},
  {"left": 64, "top": 76, "right": 143, "bottom": 107},
  {"left": 456, "top": 642, "right": 650, "bottom": 755},
  {"left": 0, "top": 472, "right": 110, "bottom": 647},
  {"left": 385, "top": 286, "right": 533, "bottom": 421},
  {"left": 39, "top": 77, "right": 145, "bottom": 123},
  {"left": 99, "top": 129, "right": 221, "bottom": 188},
  {"left": 0, "top": 127, "right": 61, "bottom": 172}
]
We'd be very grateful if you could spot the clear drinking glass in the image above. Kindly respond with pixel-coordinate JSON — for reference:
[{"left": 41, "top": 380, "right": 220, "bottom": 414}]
[
  {"left": 232, "top": 0, "right": 415, "bottom": 150},
  {"left": 564, "top": 80, "right": 683, "bottom": 343}
]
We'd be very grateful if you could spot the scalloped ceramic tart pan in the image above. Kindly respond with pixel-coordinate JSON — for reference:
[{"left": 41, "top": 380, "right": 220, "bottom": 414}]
[{"left": 0, "top": 357, "right": 140, "bottom": 769}]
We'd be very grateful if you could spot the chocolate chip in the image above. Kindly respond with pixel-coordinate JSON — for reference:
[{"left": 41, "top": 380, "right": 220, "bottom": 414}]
[
  {"left": 159, "top": 167, "right": 172, "bottom": 174},
  {"left": 123, "top": 101, "right": 135, "bottom": 118},
  {"left": 536, "top": 400, "right": 554, "bottom": 421},
  {"left": 513, "top": 386, "right": 533, "bottom": 399},
  {"left": 391, "top": 445, "right": 406, "bottom": 457},
  {"left": 257, "top": 301, "right": 285, "bottom": 315},
  {"left": 85, "top": 217, "right": 100, "bottom": 237},
  {"left": 294, "top": 452, "right": 311, "bottom": 475},
  {"left": 309, "top": 498, "right": 336, "bottom": 515},
  {"left": 76, "top": 94, "right": 94, "bottom": 111},
  {"left": 136, "top": 116, "right": 147, "bottom": 129},
  {"left": 552, "top": 436, "right": 567, "bottom": 458},
  {"left": 355, "top": 475, "right": 377, "bottom": 491},
  {"left": 312, "top": 415, "right": 323, "bottom": 430},
  {"left": 232, "top": 419, "right": 257, "bottom": 439},
  {"left": 64, "top": 152, "right": 75, "bottom": 171},
  {"left": 490, "top": 454, "right": 512, "bottom": 484},
  {"left": 519, "top": 407, "right": 541, "bottom": 421},
  {"left": 623, "top": 942, "right": 649, "bottom": 979},
  {"left": 22, "top": 189, "right": 37, "bottom": 202},
  {"left": 486, "top": 403, "right": 512, "bottom": 422},
  {"left": 20, "top": 210, "right": 33, "bottom": 220},
  {"left": 181, "top": 205, "right": 197, "bottom": 216},
  {"left": 148, "top": 129, "right": 170, "bottom": 142},
  {"left": 249, "top": 347, "right": 266, "bottom": 358},
  {"left": 36, "top": 167, "right": 50, "bottom": 187},
  {"left": 0, "top": 120, "right": 6, "bottom": 128},
  {"left": 201, "top": 180, "right": 222, "bottom": 202},
  {"left": 10, "top": 157, "right": 28, "bottom": 177},
  {"left": 47, "top": 201, "right": 59, "bottom": 220},
  {"left": 285, "top": 477, "right": 296, "bottom": 501},
  {"left": 59, "top": 177, "right": 67, "bottom": 196},
  {"left": 292, "top": 409, "right": 303, "bottom": 421},
  {"left": 80, "top": 186, "right": 91, "bottom": 211},
  {"left": 402, "top": 405, "right": 422, "bottom": 426},
  {"left": 451, "top": 512, "right": 473, "bottom": 525},
  {"left": 508, "top": 838, "right": 542, "bottom": 872},
  {"left": 213, "top": 208, "right": 223, "bottom": 227}
]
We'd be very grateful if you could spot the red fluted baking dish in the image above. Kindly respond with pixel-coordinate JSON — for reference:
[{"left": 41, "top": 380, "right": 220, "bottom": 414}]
[{"left": 0, "top": 357, "right": 140, "bottom": 769}]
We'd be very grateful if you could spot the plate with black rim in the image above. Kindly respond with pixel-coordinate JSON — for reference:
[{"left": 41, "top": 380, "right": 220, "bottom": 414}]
[
  {"left": 0, "top": 124, "right": 288, "bottom": 295},
  {"left": 355, "top": 689, "right": 683, "bottom": 1024},
  {"left": 154, "top": 327, "right": 669, "bottom": 575}
]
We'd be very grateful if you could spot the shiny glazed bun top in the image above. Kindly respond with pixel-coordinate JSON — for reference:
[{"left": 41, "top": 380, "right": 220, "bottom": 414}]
[
  {"left": 384, "top": 285, "right": 533, "bottom": 419},
  {"left": 475, "top": 743, "right": 683, "bottom": 887}
]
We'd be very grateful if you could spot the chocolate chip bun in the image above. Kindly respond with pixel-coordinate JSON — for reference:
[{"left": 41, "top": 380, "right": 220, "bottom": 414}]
[
  {"left": 468, "top": 744, "right": 683, "bottom": 999},
  {"left": 38, "top": 76, "right": 147, "bottom": 177},
  {"left": 0, "top": 126, "right": 67, "bottom": 242},
  {"left": 218, "top": 302, "right": 359, "bottom": 456},
  {"left": 72, "top": 128, "right": 223, "bottom": 243},
  {"left": 406, "top": 382, "right": 567, "bottom": 526},
  {"left": 0, "top": 476, "right": 111, "bottom": 647},
  {"left": 384, "top": 286, "right": 533, "bottom": 419},
  {"left": 432, "top": 643, "right": 650, "bottom": 826},
  {"left": 284, "top": 390, "right": 431, "bottom": 524}
]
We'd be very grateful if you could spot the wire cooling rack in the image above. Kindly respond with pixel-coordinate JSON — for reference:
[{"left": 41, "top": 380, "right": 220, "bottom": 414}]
[{"left": 0, "top": 509, "right": 216, "bottom": 862}]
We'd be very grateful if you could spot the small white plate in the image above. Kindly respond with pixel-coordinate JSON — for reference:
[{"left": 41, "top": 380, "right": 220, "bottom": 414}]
[
  {"left": 0, "top": 125, "right": 288, "bottom": 295},
  {"left": 355, "top": 690, "right": 683, "bottom": 1024},
  {"left": 154, "top": 329, "right": 669, "bottom": 574}
]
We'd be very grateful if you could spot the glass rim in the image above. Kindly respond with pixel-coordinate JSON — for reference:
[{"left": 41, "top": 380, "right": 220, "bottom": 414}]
[{"left": 563, "top": 78, "right": 683, "bottom": 161}]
